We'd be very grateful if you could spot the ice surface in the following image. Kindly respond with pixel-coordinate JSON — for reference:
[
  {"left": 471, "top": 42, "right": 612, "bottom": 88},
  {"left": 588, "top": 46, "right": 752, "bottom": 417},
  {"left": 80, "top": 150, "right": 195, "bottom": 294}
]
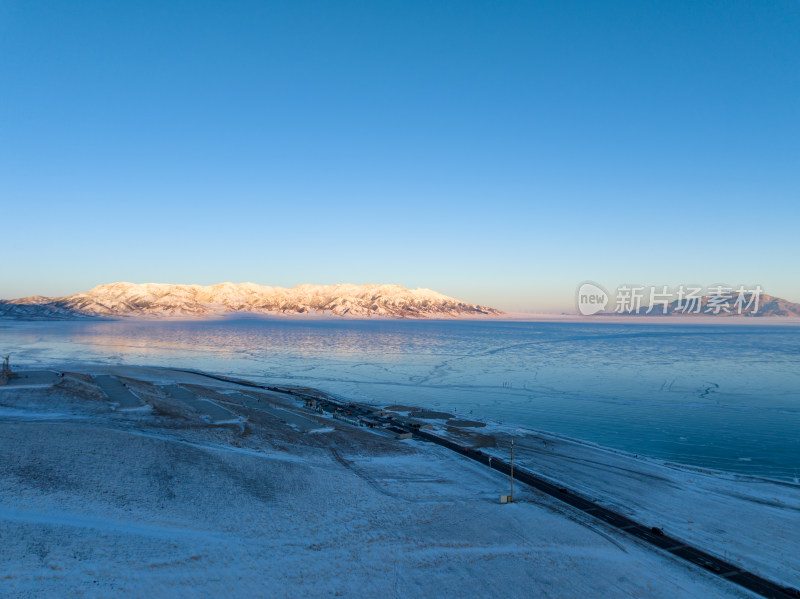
[{"left": 3, "top": 319, "right": 798, "bottom": 479}]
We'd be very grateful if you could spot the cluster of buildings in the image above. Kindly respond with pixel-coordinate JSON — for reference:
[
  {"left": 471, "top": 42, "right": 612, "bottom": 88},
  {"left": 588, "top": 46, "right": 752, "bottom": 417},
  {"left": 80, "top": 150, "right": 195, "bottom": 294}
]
[{"left": 302, "top": 396, "right": 432, "bottom": 439}]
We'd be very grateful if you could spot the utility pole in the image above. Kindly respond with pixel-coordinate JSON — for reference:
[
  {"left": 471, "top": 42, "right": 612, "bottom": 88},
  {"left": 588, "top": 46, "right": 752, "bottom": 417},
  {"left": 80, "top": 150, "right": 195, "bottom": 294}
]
[
  {"left": 0, "top": 355, "right": 10, "bottom": 386},
  {"left": 510, "top": 437, "right": 514, "bottom": 503}
]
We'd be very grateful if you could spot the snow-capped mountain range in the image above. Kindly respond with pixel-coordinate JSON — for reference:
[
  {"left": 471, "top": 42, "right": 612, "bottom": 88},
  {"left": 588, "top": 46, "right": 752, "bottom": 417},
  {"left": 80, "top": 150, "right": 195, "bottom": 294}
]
[{"left": 0, "top": 282, "right": 502, "bottom": 319}]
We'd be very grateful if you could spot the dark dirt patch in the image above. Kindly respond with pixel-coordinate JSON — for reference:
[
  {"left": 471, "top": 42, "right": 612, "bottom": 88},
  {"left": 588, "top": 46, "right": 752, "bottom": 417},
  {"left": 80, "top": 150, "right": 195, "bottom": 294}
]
[
  {"left": 62, "top": 372, "right": 93, "bottom": 384},
  {"left": 118, "top": 377, "right": 167, "bottom": 401},
  {"left": 55, "top": 376, "right": 107, "bottom": 402},
  {"left": 409, "top": 410, "right": 454, "bottom": 420},
  {"left": 448, "top": 419, "right": 486, "bottom": 428},
  {"left": 444, "top": 427, "right": 497, "bottom": 448}
]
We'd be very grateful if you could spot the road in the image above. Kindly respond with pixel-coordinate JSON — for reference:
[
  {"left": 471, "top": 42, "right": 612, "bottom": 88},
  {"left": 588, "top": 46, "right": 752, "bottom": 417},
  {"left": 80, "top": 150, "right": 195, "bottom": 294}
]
[
  {"left": 226, "top": 392, "right": 323, "bottom": 432},
  {"left": 93, "top": 375, "right": 145, "bottom": 410},
  {"left": 161, "top": 384, "right": 237, "bottom": 423},
  {"left": 403, "top": 427, "right": 798, "bottom": 599},
  {"left": 169, "top": 369, "right": 799, "bottom": 599},
  {"left": 0, "top": 370, "right": 61, "bottom": 388}
]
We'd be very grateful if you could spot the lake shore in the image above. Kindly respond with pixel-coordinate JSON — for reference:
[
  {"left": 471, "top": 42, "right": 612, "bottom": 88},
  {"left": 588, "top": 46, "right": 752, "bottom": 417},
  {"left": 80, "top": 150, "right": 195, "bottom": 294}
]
[
  {"left": 0, "top": 365, "right": 796, "bottom": 597},
  {"left": 2, "top": 318, "right": 798, "bottom": 482}
]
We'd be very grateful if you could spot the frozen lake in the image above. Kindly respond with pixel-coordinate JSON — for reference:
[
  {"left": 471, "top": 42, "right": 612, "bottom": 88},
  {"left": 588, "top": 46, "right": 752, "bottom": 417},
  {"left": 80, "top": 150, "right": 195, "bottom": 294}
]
[{"left": 2, "top": 318, "right": 798, "bottom": 480}]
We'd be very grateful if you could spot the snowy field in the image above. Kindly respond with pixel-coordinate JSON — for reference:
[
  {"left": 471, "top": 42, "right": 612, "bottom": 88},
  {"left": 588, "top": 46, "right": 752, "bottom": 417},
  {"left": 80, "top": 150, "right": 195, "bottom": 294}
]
[
  {"left": 0, "top": 367, "right": 764, "bottom": 598},
  {"left": 422, "top": 413, "right": 800, "bottom": 590}
]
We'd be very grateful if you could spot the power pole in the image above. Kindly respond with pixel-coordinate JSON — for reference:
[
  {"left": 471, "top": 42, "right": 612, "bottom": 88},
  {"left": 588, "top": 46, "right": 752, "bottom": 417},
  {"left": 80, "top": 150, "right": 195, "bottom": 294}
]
[
  {"left": 510, "top": 437, "right": 514, "bottom": 503},
  {"left": 0, "top": 355, "right": 12, "bottom": 386}
]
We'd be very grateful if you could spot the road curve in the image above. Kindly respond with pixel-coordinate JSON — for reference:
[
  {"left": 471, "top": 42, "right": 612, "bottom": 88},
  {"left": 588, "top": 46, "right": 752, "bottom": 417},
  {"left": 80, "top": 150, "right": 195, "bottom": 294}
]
[{"left": 170, "top": 368, "right": 799, "bottom": 599}]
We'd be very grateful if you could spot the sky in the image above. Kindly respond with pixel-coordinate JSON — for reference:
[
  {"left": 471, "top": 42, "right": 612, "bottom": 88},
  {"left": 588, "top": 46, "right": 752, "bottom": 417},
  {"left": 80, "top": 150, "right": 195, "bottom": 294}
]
[{"left": 1, "top": 0, "right": 798, "bottom": 312}]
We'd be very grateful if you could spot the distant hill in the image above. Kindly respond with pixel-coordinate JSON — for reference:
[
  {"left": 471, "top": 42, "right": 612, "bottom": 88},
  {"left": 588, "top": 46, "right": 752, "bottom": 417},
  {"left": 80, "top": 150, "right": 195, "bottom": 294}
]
[
  {"left": 618, "top": 293, "right": 800, "bottom": 317},
  {"left": 0, "top": 282, "right": 502, "bottom": 320}
]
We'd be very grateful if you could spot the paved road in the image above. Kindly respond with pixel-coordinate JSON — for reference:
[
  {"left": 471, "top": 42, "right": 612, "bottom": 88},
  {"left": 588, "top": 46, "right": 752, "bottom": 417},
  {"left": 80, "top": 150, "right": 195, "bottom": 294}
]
[
  {"left": 0, "top": 370, "right": 61, "bottom": 388},
  {"left": 161, "top": 384, "right": 236, "bottom": 423},
  {"left": 228, "top": 392, "right": 324, "bottom": 432},
  {"left": 406, "top": 426, "right": 799, "bottom": 599},
  {"left": 93, "top": 375, "right": 145, "bottom": 410},
  {"left": 278, "top": 392, "right": 800, "bottom": 599},
  {"left": 167, "top": 369, "right": 800, "bottom": 599}
]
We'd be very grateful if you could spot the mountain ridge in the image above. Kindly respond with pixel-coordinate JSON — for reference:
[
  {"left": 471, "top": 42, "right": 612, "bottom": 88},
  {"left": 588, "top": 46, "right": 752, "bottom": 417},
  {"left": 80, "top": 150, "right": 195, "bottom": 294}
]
[
  {"left": 615, "top": 293, "right": 800, "bottom": 317},
  {"left": 0, "top": 282, "right": 502, "bottom": 320}
]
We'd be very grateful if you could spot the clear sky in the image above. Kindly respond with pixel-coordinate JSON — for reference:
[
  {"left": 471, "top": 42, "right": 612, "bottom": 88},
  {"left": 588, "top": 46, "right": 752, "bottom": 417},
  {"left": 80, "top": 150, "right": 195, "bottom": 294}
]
[{"left": 1, "top": 1, "right": 798, "bottom": 312}]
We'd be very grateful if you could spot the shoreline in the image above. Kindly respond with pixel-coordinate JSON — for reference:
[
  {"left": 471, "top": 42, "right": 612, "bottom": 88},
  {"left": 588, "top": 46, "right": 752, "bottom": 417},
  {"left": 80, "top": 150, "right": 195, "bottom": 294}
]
[
  {"left": 3, "top": 312, "right": 800, "bottom": 325},
  {"left": 179, "top": 365, "right": 799, "bottom": 488},
  {"left": 1, "top": 365, "right": 798, "bottom": 596},
  {"left": 3, "top": 353, "right": 797, "bottom": 483}
]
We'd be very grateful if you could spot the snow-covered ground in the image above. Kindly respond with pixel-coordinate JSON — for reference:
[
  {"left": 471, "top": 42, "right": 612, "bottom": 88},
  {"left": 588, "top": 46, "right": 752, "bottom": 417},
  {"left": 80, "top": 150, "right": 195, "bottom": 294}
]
[
  {"left": 0, "top": 367, "right": 760, "bottom": 598},
  {"left": 407, "top": 412, "right": 800, "bottom": 590}
]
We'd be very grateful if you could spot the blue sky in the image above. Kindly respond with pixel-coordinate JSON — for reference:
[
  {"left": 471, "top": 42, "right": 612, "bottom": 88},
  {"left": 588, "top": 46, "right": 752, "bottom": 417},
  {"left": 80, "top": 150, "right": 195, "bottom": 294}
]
[{"left": 1, "top": 1, "right": 798, "bottom": 312}]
